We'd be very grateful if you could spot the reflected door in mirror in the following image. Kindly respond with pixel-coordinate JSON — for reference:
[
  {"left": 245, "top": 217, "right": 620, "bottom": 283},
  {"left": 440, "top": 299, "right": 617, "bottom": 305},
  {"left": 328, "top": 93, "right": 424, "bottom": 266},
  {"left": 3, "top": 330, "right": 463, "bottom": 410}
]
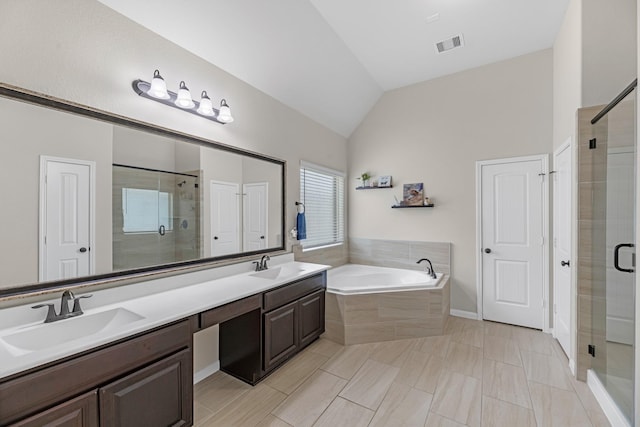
[{"left": 40, "top": 157, "right": 94, "bottom": 281}]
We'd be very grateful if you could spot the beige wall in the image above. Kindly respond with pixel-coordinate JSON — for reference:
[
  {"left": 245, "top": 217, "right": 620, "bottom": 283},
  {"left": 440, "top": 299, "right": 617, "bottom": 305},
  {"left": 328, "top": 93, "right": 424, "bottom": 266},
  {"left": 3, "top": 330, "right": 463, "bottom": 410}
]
[
  {"left": 348, "top": 49, "right": 553, "bottom": 314},
  {"left": 582, "top": 0, "right": 637, "bottom": 107},
  {"left": 553, "top": 0, "right": 582, "bottom": 151},
  {"left": 0, "top": 97, "right": 113, "bottom": 289}
]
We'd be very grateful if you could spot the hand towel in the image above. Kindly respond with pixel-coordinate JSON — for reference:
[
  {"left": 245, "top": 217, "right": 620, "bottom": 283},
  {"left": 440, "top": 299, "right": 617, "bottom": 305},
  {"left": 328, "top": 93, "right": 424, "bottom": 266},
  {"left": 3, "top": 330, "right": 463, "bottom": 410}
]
[{"left": 296, "top": 212, "right": 306, "bottom": 240}]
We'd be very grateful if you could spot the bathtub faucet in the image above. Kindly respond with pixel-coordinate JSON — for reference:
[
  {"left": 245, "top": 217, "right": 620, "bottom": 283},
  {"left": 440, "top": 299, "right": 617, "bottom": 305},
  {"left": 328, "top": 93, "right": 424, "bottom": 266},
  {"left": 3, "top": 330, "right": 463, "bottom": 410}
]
[{"left": 416, "top": 258, "right": 437, "bottom": 279}]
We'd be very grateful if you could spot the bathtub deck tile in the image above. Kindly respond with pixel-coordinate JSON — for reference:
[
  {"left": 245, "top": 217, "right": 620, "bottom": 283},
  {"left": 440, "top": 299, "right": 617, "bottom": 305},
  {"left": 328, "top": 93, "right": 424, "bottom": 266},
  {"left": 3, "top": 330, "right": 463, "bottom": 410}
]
[
  {"left": 344, "top": 294, "right": 380, "bottom": 324},
  {"left": 378, "top": 292, "right": 432, "bottom": 321},
  {"left": 324, "top": 320, "right": 345, "bottom": 345},
  {"left": 345, "top": 321, "right": 396, "bottom": 345},
  {"left": 324, "top": 292, "right": 344, "bottom": 323}
]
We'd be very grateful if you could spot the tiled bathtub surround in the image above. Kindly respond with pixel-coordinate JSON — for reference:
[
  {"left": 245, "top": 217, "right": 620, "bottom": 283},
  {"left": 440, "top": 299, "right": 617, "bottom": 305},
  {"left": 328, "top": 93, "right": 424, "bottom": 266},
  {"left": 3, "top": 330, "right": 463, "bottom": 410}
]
[
  {"left": 297, "top": 238, "right": 452, "bottom": 345},
  {"left": 293, "top": 243, "right": 349, "bottom": 267},
  {"left": 349, "top": 238, "right": 451, "bottom": 275},
  {"left": 325, "top": 277, "right": 450, "bottom": 345}
]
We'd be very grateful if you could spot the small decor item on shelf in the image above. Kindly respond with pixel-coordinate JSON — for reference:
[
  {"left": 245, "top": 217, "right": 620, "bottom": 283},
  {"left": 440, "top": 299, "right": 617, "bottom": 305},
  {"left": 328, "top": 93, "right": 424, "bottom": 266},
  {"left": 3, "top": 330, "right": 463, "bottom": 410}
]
[
  {"left": 358, "top": 172, "right": 372, "bottom": 188},
  {"left": 424, "top": 196, "right": 433, "bottom": 206},
  {"left": 378, "top": 175, "right": 392, "bottom": 188},
  {"left": 403, "top": 183, "right": 424, "bottom": 206}
]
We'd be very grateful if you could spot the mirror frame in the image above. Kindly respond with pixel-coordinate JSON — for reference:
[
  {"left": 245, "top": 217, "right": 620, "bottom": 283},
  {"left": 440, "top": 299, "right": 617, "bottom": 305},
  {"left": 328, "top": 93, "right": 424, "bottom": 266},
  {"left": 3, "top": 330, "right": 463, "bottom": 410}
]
[{"left": 0, "top": 83, "right": 286, "bottom": 298}]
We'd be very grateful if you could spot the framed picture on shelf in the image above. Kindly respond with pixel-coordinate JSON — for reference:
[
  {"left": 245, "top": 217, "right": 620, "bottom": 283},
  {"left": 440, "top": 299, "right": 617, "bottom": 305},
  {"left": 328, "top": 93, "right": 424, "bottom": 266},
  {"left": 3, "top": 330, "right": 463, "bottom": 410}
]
[
  {"left": 403, "top": 183, "right": 424, "bottom": 206},
  {"left": 378, "top": 175, "right": 392, "bottom": 187}
]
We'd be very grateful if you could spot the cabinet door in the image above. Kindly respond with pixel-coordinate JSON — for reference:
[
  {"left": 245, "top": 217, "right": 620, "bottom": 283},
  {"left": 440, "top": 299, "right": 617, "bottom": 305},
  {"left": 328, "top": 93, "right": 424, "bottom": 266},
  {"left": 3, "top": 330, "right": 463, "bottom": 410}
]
[
  {"left": 263, "top": 300, "right": 298, "bottom": 372},
  {"left": 299, "top": 290, "right": 325, "bottom": 348},
  {"left": 12, "top": 390, "right": 98, "bottom": 427},
  {"left": 100, "top": 349, "right": 192, "bottom": 427}
]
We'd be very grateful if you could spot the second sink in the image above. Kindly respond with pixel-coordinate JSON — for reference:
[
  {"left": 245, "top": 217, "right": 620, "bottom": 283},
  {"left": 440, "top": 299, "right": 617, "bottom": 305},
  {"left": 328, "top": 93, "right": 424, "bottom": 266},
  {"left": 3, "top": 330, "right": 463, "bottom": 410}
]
[{"left": 250, "top": 265, "right": 306, "bottom": 280}]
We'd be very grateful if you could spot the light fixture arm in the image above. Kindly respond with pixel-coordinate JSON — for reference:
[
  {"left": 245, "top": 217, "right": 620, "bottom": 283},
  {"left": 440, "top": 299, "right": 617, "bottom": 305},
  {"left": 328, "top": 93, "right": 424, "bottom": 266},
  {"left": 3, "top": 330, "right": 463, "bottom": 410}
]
[{"left": 132, "top": 79, "right": 231, "bottom": 125}]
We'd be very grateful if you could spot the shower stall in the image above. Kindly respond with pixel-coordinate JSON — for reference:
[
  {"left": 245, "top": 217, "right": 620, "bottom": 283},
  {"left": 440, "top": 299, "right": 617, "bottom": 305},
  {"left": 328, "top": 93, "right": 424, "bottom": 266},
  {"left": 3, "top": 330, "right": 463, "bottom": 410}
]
[
  {"left": 112, "top": 164, "right": 201, "bottom": 271},
  {"left": 583, "top": 80, "right": 637, "bottom": 425}
]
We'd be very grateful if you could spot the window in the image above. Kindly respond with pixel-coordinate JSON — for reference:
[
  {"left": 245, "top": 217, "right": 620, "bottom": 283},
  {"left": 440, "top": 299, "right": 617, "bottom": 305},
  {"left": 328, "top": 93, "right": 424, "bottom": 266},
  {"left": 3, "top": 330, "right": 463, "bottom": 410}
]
[
  {"left": 300, "top": 162, "right": 345, "bottom": 248},
  {"left": 122, "top": 188, "right": 173, "bottom": 233}
]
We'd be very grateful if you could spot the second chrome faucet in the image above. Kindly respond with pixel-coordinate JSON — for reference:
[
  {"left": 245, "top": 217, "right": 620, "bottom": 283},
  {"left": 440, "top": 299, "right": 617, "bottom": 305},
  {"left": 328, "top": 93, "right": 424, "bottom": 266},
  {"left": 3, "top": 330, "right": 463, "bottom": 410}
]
[{"left": 253, "top": 255, "right": 271, "bottom": 272}]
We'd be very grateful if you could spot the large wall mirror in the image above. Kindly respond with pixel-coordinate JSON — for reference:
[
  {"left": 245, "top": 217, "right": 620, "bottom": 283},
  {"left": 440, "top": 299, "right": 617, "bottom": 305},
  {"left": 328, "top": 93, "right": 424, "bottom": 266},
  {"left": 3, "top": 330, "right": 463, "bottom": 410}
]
[{"left": 0, "top": 85, "right": 285, "bottom": 296}]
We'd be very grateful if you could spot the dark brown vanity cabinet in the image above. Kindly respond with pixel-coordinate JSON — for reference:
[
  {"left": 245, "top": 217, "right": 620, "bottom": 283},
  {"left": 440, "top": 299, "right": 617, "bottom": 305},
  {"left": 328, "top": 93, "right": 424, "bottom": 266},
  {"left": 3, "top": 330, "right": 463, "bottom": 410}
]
[
  {"left": 0, "top": 320, "right": 193, "bottom": 427},
  {"left": 262, "top": 274, "right": 326, "bottom": 374},
  {"left": 263, "top": 299, "right": 299, "bottom": 371},
  {"left": 220, "top": 272, "right": 327, "bottom": 384}
]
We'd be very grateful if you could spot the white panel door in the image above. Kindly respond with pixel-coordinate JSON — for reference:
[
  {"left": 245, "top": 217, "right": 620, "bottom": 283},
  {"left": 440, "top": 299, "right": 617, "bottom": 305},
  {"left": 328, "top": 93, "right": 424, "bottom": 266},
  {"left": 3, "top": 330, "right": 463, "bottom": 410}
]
[
  {"left": 210, "top": 181, "right": 240, "bottom": 256},
  {"left": 482, "top": 159, "right": 545, "bottom": 329},
  {"left": 243, "top": 182, "right": 268, "bottom": 251},
  {"left": 605, "top": 149, "right": 635, "bottom": 344},
  {"left": 553, "top": 142, "right": 572, "bottom": 356},
  {"left": 40, "top": 158, "right": 93, "bottom": 281}
]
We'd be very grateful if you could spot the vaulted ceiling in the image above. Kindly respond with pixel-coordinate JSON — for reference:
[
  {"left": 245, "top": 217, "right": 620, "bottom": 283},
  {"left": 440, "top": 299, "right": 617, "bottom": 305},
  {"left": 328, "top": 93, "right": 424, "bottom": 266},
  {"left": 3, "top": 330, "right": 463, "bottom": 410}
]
[{"left": 98, "top": 0, "right": 569, "bottom": 137}]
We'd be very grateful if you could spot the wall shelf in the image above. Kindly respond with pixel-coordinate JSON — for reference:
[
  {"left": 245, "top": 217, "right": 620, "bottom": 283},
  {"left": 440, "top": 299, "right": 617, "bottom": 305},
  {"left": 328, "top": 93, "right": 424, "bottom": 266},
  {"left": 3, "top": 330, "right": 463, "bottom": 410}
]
[
  {"left": 391, "top": 204, "right": 435, "bottom": 208},
  {"left": 356, "top": 186, "right": 393, "bottom": 190}
]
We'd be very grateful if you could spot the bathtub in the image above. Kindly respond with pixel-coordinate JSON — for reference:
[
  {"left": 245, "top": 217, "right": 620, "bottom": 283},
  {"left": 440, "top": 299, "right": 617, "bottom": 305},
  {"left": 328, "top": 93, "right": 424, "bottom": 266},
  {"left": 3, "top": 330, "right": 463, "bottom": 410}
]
[
  {"left": 324, "top": 263, "right": 450, "bottom": 345},
  {"left": 327, "top": 264, "right": 444, "bottom": 295}
]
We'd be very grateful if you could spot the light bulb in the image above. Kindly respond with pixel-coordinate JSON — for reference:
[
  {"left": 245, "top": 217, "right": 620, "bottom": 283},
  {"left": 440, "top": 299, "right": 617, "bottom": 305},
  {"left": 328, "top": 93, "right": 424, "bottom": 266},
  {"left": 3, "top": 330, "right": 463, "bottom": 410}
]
[
  {"left": 197, "top": 91, "right": 215, "bottom": 116},
  {"left": 175, "top": 81, "right": 195, "bottom": 109},
  {"left": 217, "top": 99, "right": 234, "bottom": 123},
  {"left": 147, "top": 69, "right": 170, "bottom": 100}
]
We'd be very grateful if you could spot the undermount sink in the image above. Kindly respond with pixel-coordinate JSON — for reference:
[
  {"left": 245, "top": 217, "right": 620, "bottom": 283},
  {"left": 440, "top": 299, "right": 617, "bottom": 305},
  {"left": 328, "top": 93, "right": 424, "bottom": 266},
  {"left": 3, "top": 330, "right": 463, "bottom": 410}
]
[
  {"left": 250, "top": 265, "right": 306, "bottom": 280},
  {"left": 1, "top": 307, "right": 145, "bottom": 353}
]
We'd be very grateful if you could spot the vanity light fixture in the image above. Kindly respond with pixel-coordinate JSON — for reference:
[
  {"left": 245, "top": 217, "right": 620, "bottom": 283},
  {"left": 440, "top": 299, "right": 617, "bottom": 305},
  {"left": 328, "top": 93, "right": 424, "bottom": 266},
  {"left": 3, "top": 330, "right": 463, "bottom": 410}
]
[
  {"left": 197, "top": 91, "right": 215, "bottom": 116},
  {"left": 132, "top": 70, "right": 234, "bottom": 124},
  {"left": 174, "top": 81, "right": 195, "bottom": 109},
  {"left": 147, "top": 70, "right": 170, "bottom": 99},
  {"left": 217, "top": 99, "right": 234, "bottom": 123}
]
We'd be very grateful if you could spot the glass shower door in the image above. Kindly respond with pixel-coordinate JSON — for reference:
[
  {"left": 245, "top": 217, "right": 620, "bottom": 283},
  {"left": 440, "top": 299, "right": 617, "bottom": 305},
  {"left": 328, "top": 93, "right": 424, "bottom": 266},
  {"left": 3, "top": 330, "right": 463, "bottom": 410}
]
[{"left": 591, "top": 88, "right": 636, "bottom": 424}]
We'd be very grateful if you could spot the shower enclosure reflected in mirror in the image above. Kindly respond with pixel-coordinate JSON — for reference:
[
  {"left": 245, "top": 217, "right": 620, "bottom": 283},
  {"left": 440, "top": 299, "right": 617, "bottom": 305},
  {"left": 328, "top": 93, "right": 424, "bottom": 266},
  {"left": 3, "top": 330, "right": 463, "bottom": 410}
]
[{"left": 0, "top": 85, "right": 285, "bottom": 295}]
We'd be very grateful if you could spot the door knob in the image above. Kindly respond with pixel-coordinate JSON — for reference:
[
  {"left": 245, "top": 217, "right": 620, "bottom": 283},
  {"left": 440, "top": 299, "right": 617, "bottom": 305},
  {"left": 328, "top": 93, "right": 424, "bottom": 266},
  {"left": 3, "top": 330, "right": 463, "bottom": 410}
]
[
  {"left": 79, "top": 247, "right": 87, "bottom": 253},
  {"left": 260, "top": 236, "right": 265, "bottom": 239},
  {"left": 561, "top": 260, "right": 570, "bottom": 267},
  {"left": 484, "top": 248, "right": 492, "bottom": 254},
  {"left": 213, "top": 236, "right": 219, "bottom": 240}
]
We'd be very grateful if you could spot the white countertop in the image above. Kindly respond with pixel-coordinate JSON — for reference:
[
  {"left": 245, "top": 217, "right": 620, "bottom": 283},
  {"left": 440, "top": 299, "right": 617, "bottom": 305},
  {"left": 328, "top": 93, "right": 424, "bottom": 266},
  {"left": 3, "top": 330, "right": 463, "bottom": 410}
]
[{"left": 0, "top": 255, "right": 330, "bottom": 380}]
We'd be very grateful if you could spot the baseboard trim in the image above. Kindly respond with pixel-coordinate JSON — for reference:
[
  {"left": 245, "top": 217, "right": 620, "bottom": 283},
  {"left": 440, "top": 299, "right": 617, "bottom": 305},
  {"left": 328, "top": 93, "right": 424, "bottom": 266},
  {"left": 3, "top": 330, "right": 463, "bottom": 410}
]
[
  {"left": 450, "top": 309, "right": 479, "bottom": 320},
  {"left": 587, "top": 369, "right": 631, "bottom": 427},
  {"left": 194, "top": 361, "right": 220, "bottom": 385},
  {"left": 568, "top": 358, "right": 576, "bottom": 376}
]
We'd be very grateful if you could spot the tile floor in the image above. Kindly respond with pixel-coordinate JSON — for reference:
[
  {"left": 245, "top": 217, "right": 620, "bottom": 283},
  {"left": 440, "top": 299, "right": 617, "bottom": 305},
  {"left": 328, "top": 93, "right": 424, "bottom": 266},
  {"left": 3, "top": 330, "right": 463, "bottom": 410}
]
[{"left": 194, "top": 316, "right": 611, "bottom": 427}]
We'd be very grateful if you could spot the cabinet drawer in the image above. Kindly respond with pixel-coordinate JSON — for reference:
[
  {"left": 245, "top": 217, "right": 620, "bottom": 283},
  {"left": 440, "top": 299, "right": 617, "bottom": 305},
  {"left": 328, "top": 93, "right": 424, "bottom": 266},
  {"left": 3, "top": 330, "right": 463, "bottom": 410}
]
[
  {"left": 0, "top": 320, "right": 190, "bottom": 425},
  {"left": 12, "top": 390, "right": 98, "bottom": 427},
  {"left": 263, "top": 273, "right": 325, "bottom": 311},
  {"left": 200, "top": 294, "right": 261, "bottom": 329}
]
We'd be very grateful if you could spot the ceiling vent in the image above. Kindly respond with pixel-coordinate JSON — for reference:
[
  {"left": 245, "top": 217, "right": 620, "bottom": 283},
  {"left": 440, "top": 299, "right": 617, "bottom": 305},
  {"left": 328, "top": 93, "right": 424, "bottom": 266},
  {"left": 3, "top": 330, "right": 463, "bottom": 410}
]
[{"left": 435, "top": 34, "right": 464, "bottom": 54}]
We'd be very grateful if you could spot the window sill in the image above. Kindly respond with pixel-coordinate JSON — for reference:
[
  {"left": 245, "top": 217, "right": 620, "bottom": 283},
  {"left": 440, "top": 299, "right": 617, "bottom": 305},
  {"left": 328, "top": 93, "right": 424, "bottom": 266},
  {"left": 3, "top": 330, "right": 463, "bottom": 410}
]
[{"left": 301, "top": 242, "right": 344, "bottom": 253}]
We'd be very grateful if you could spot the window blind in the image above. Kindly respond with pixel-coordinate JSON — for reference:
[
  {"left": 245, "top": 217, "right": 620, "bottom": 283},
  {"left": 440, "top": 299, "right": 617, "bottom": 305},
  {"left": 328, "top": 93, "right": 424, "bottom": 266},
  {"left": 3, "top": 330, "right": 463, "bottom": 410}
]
[{"left": 300, "top": 163, "right": 345, "bottom": 249}]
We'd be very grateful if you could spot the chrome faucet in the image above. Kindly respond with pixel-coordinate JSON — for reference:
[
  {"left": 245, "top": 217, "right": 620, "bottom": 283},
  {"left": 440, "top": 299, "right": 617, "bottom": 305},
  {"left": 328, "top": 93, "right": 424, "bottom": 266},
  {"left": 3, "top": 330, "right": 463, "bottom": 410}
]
[
  {"left": 253, "top": 255, "right": 271, "bottom": 272},
  {"left": 32, "top": 290, "right": 92, "bottom": 323},
  {"left": 416, "top": 258, "right": 437, "bottom": 279}
]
